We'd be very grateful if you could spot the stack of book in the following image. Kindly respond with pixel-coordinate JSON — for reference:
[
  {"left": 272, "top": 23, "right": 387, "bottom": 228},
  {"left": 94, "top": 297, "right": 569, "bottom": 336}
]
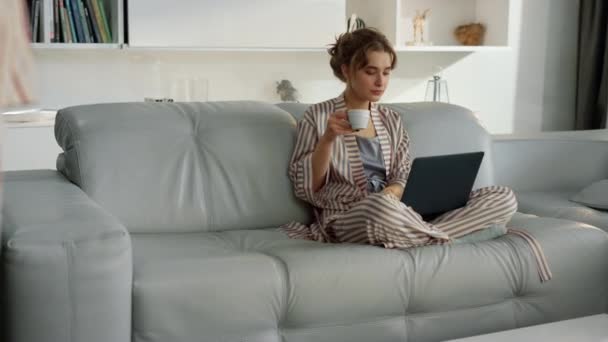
[{"left": 27, "top": 0, "right": 112, "bottom": 43}]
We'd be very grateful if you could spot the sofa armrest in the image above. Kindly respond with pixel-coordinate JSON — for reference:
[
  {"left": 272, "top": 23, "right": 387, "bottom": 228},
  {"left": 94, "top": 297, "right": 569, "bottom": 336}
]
[
  {"left": 492, "top": 132, "right": 608, "bottom": 192},
  {"left": 2, "top": 170, "right": 132, "bottom": 342}
]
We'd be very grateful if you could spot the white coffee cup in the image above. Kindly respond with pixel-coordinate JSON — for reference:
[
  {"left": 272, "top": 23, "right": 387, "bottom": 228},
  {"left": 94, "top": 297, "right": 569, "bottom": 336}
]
[{"left": 347, "top": 109, "right": 370, "bottom": 131}]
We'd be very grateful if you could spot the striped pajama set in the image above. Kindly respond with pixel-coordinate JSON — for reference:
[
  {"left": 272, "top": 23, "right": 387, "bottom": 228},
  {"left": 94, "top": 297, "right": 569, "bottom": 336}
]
[{"left": 280, "top": 94, "right": 552, "bottom": 282}]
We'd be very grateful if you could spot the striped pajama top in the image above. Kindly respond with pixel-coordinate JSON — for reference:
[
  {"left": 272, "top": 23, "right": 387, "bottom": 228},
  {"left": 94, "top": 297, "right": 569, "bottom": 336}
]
[{"left": 280, "top": 94, "right": 411, "bottom": 242}]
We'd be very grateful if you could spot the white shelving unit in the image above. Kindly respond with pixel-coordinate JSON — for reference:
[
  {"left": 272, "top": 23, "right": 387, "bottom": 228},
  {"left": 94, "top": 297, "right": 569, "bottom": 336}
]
[{"left": 30, "top": 0, "right": 511, "bottom": 52}]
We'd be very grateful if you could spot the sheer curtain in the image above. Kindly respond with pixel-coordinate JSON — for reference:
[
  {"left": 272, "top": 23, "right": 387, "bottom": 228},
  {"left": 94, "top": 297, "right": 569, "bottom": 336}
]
[{"left": 575, "top": 0, "right": 608, "bottom": 129}]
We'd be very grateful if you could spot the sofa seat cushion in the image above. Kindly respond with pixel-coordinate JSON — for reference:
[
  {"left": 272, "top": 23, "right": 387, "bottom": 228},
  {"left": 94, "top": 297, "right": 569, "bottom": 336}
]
[
  {"left": 131, "top": 229, "right": 410, "bottom": 341},
  {"left": 131, "top": 216, "right": 608, "bottom": 342},
  {"left": 131, "top": 230, "right": 297, "bottom": 342},
  {"left": 517, "top": 190, "right": 608, "bottom": 231}
]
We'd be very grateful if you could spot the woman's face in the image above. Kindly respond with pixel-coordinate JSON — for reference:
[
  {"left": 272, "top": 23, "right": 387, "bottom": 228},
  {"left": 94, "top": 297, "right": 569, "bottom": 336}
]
[{"left": 344, "top": 50, "right": 393, "bottom": 102}]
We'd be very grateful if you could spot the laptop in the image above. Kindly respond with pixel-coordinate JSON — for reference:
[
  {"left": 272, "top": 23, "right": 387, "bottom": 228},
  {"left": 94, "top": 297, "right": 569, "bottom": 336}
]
[{"left": 400, "top": 151, "right": 485, "bottom": 221}]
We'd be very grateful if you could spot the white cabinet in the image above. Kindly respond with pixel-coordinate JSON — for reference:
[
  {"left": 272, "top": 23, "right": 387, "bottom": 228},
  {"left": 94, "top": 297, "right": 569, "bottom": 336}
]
[{"left": 127, "top": 0, "right": 346, "bottom": 49}]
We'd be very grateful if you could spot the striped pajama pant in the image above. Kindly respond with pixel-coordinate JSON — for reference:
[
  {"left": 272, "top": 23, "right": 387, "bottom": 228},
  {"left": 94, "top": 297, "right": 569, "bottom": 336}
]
[{"left": 329, "top": 185, "right": 552, "bottom": 281}]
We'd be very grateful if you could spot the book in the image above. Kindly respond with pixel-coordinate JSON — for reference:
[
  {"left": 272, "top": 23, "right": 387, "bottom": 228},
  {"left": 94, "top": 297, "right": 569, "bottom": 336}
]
[
  {"left": 76, "top": 0, "right": 91, "bottom": 43},
  {"left": 42, "top": 0, "right": 54, "bottom": 43},
  {"left": 83, "top": 5, "right": 98, "bottom": 43},
  {"left": 69, "top": 0, "right": 84, "bottom": 43},
  {"left": 32, "top": 0, "right": 40, "bottom": 42},
  {"left": 53, "top": 0, "right": 60, "bottom": 42},
  {"left": 29, "top": 0, "right": 35, "bottom": 41},
  {"left": 96, "top": 0, "right": 111, "bottom": 43},
  {"left": 64, "top": 0, "right": 78, "bottom": 42},
  {"left": 90, "top": 0, "right": 107, "bottom": 43},
  {"left": 59, "top": 0, "right": 72, "bottom": 43}
]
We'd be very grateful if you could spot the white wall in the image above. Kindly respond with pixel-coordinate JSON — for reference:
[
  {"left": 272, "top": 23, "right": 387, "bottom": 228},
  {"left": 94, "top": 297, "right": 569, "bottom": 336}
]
[
  {"left": 30, "top": 48, "right": 524, "bottom": 132},
  {"left": 28, "top": 48, "right": 509, "bottom": 132},
  {"left": 4, "top": 0, "right": 580, "bottom": 170}
]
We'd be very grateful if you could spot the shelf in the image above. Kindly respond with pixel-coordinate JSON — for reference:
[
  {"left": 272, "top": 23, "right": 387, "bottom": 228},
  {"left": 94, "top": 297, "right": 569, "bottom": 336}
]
[
  {"left": 38, "top": 44, "right": 506, "bottom": 53},
  {"left": 347, "top": 0, "right": 512, "bottom": 49},
  {"left": 123, "top": 45, "right": 510, "bottom": 53},
  {"left": 122, "top": 46, "right": 329, "bottom": 52},
  {"left": 396, "top": 0, "right": 511, "bottom": 47},
  {"left": 394, "top": 45, "right": 511, "bottom": 52},
  {"left": 30, "top": 43, "right": 329, "bottom": 52},
  {"left": 31, "top": 43, "right": 122, "bottom": 50}
]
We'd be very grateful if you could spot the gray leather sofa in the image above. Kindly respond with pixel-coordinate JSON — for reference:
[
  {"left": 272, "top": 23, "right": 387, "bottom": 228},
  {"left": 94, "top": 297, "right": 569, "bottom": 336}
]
[
  {"left": 494, "top": 131, "right": 608, "bottom": 232},
  {"left": 2, "top": 101, "right": 607, "bottom": 342}
]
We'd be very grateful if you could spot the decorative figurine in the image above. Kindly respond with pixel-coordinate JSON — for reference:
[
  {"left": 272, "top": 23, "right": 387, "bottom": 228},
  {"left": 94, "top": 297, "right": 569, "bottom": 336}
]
[
  {"left": 406, "top": 9, "right": 432, "bottom": 46},
  {"left": 276, "top": 79, "right": 299, "bottom": 102}
]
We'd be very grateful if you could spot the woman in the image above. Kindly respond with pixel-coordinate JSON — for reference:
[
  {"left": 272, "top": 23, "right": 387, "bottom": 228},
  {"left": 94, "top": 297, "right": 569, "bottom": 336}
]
[{"left": 281, "top": 28, "right": 551, "bottom": 282}]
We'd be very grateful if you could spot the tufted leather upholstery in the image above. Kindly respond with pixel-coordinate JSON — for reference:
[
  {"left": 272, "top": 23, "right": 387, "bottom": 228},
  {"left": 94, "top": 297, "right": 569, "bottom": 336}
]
[
  {"left": 54, "top": 101, "right": 311, "bottom": 233},
  {"left": 493, "top": 136, "right": 608, "bottom": 232},
  {"left": 129, "top": 213, "right": 608, "bottom": 342},
  {"left": 515, "top": 191, "right": 608, "bottom": 232}
]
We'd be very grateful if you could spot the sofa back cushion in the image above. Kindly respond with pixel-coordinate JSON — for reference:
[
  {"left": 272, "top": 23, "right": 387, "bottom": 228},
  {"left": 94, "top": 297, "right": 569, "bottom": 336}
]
[
  {"left": 385, "top": 103, "right": 494, "bottom": 188},
  {"left": 55, "top": 102, "right": 311, "bottom": 233},
  {"left": 277, "top": 102, "right": 495, "bottom": 189}
]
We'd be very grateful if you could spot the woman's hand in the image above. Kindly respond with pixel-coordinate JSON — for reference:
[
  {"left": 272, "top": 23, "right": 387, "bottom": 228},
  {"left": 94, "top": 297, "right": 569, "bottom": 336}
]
[
  {"left": 382, "top": 184, "right": 404, "bottom": 200},
  {"left": 321, "top": 111, "right": 354, "bottom": 143},
  {"left": 311, "top": 111, "right": 352, "bottom": 192}
]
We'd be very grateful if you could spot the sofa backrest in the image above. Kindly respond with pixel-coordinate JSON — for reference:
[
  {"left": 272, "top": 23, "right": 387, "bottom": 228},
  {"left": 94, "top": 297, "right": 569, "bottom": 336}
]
[
  {"left": 55, "top": 101, "right": 311, "bottom": 233},
  {"left": 56, "top": 101, "right": 493, "bottom": 233},
  {"left": 277, "top": 102, "right": 495, "bottom": 189}
]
